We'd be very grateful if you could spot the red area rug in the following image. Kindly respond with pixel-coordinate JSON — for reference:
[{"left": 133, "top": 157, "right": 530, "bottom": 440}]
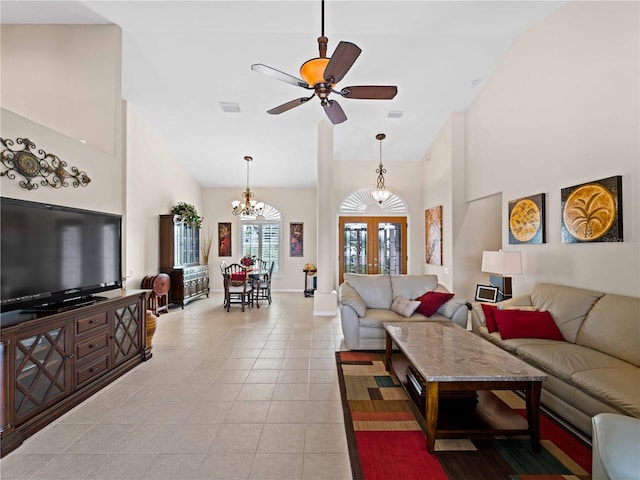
[{"left": 336, "top": 351, "right": 592, "bottom": 480}]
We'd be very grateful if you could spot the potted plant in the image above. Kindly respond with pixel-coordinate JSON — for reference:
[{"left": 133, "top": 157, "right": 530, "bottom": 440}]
[{"left": 171, "top": 202, "right": 202, "bottom": 229}]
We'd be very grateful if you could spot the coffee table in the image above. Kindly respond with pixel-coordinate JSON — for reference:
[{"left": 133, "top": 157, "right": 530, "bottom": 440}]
[{"left": 383, "top": 321, "right": 547, "bottom": 453}]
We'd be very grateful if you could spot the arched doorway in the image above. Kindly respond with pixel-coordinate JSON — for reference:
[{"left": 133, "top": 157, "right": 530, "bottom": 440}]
[{"left": 338, "top": 187, "right": 409, "bottom": 284}]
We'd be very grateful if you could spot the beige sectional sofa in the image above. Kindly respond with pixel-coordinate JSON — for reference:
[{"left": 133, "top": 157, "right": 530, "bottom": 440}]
[
  {"left": 470, "top": 283, "right": 640, "bottom": 437},
  {"left": 339, "top": 273, "right": 469, "bottom": 350}
]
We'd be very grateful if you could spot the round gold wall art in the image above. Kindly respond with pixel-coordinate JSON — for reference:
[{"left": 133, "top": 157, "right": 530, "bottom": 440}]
[
  {"left": 563, "top": 184, "right": 616, "bottom": 241},
  {"left": 509, "top": 198, "right": 541, "bottom": 242}
]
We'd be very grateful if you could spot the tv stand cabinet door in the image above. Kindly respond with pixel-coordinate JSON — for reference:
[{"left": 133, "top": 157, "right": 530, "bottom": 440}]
[
  {"left": 10, "top": 318, "right": 73, "bottom": 426},
  {"left": 111, "top": 297, "right": 144, "bottom": 366}
]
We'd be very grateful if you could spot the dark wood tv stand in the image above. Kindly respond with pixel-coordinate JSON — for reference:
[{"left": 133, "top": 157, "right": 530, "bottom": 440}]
[{"left": 0, "top": 290, "right": 149, "bottom": 457}]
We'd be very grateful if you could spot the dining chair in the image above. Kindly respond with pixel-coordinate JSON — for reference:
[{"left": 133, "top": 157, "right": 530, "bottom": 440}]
[
  {"left": 256, "top": 261, "right": 274, "bottom": 305},
  {"left": 220, "top": 261, "right": 229, "bottom": 307},
  {"left": 223, "top": 263, "right": 254, "bottom": 312}
]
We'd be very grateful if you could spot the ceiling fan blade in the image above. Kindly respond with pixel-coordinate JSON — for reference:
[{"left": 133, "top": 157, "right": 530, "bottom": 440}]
[
  {"left": 323, "top": 41, "right": 361, "bottom": 84},
  {"left": 267, "top": 96, "right": 314, "bottom": 115},
  {"left": 340, "top": 85, "right": 398, "bottom": 100},
  {"left": 323, "top": 99, "right": 347, "bottom": 125},
  {"left": 251, "top": 64, "right": 309, "bottom": 89}
]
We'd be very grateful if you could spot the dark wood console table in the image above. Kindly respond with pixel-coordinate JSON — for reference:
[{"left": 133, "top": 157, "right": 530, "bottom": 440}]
[{"left": 0, "top": 290, "right": 149, "bottom": 457}]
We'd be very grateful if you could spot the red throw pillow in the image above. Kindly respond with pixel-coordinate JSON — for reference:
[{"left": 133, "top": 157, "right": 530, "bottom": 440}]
[
  {"left": 230, "top": 272, "right": 246, "bottom": 281},
  {"left": 494, "top": 309, "right": 564, "bottom": 341},
  {"left": 415, "top": 291, "right": 454, "bottom": 317},
  {"left": 480, "top": 303, "right": 499, "bottom": 333}
]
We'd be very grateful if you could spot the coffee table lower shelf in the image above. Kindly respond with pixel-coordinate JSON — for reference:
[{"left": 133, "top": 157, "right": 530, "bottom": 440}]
[{"left": 388, "top": 352, "right": 540, "bottom": 453}]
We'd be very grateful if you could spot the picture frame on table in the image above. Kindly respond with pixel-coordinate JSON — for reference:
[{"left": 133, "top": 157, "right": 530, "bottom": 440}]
[{"left": 475, "top": 284, "right": 499, "bottom": 303}]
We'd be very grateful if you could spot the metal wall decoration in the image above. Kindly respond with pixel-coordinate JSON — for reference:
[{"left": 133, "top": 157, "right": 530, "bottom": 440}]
[
  {"left": 425, "top": 205, "right": 443, "bottom": 266},
  {"left": 290, "top": 222, "right": 303, "bottom": 257},
  {"left": 561, "top": 175, "right": 623, "bottom": 243},
  {"left": 508, "top": 193, "right": 546, "bottom": 244},
  {"left": 0, "top": 137, "right": 91, "bottom": 190}
]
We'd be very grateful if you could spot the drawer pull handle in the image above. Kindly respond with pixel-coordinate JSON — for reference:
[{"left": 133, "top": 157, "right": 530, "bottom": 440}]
[
  {"left": 90, "top": 319, "right": 98, "bottom": 325},
  {"left": 89, "top": 344, "right": 98, "bottom": 349},
  {"left": 90, "top": 367, "right": 97, "bottom": 373}
]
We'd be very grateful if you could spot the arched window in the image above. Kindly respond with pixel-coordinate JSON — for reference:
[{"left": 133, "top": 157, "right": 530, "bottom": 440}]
[
  {"left": 339, "top": 186, "right": 408, "bottom": 215},
  {"left": 239, "top": 204, "right": 281, "bottom": 275}
]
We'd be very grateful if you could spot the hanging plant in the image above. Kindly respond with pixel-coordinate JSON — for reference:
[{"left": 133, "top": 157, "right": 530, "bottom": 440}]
[{"left": 171, "top": 202, "right": 202, "bottom": 229}]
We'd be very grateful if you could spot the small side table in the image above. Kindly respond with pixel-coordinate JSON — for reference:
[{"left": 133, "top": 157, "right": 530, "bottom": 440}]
[{"left": 303, "top": 268, "right": 317, "bottom": 297}]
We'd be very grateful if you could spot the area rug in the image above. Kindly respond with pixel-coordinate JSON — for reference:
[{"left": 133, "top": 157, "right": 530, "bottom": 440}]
[{"left": 336, "top": 351, "right": 592, "bottom": 480}]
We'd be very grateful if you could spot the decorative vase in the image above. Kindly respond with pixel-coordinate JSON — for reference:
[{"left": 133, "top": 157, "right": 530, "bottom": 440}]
[{"left": 145, "top": 310, "right": 157, "bottom": 348}]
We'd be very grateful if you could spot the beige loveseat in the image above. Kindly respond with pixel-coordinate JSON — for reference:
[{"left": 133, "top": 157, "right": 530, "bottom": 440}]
[
  {"left": 339, "top": 273, "right": 468, "bottom": 350},
  {"left": 470, "top": 283, "right": 640, "bottom": 437}
]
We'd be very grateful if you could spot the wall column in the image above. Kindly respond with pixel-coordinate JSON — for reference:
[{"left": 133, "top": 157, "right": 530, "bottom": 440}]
[{"left": 313, "top": 120, "right": 338, "bottom": 315}]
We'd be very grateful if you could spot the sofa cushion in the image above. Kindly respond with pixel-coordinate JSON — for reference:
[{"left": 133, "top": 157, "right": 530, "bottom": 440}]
[
  {"left": 344, "top": 273, "right": 393, "bottom": 309},
  {"left": 481, "top": 304, "right": 499, "bottom": 333},
  {"left": 390, "top": 274, "right": 439, "bottom": 301},
  {"left": 437, "top": 295, "right": 467, "bottom": 319},
  {"left": 358, "top": 309, "right": 447, "bottom": 329},
  {"left": 415, "top": 291, "right": 454, "bottom": 317},
  {"left": 339, "top": 282, "right": 367, "bottom": 317},
  {"left": 576, "top": 294, "right": 640, "bottom": 367},
  {"left": 571, "top": 368, "right": 640, "bottom": 417},
  {"left": 390, "top": 296, "right": 421, "bottom": 318},
  {"left": 530, "top": 283, "right": 605, "bottom": 343},
  {"left": 514, "top": 342, "right": 634, "bottom": 383},
  {"left": 494, "top": 310, "right": 565, "bottom": 341}
]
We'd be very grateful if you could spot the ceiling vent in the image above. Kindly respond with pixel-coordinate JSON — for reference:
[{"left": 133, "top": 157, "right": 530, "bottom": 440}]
[
  {"left": 219, "top": 102, "right": 240, "bottom": 113},
  {"left": 387, "top": 110, "right": 403, "bottom": 119}
]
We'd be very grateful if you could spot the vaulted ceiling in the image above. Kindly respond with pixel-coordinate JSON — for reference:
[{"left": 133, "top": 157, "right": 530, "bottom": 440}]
[{"left": 1, "top": 1, "right": 562, "bottom": 188}]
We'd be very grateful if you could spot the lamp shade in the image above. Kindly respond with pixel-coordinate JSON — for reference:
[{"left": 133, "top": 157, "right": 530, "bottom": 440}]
[{"left": 481, "top": 250, "right": 522, "bottom": 275}]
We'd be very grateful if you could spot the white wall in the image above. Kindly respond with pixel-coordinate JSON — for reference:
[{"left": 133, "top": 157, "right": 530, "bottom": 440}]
[
  {"left": 0, "top": 25, "right": 123, "bottom": 212},
  {"left": 1, "top": 25, "right": 122, "bottom": 156},
  {"left": 201, "top": 187, "right": 317, "bottom": 293},
  {"left": 124, "top": 104, "right": 203, "bottom": 289},
  {"left": 463, "top": 1, "right": 639, "bottom": 297},
  {"left": 0, "top": 25, "right": 204, "bottom": 293},
  {"left": 0, "top": 109, "right": 122, "bottom": 214}
]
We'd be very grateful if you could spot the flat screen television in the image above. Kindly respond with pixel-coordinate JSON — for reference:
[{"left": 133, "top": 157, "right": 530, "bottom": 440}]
[{"left": 1, "top": 197, "right": 122, "bottom": 313}]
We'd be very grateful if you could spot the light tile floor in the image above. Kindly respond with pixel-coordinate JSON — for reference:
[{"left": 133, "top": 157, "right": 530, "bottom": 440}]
[{"left": 0, "top": 292, "right": 353, "bottom": 480}]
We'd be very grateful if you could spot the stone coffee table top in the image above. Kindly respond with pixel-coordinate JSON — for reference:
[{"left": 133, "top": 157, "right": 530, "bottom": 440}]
[{"left": 383, "top": 321, "right": 547, "bottom": 382}]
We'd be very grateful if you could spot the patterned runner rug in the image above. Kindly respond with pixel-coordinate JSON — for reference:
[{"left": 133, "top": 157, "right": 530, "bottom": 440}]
[{"left": 336, "top": 351, "right": 592, "bottom": 480}]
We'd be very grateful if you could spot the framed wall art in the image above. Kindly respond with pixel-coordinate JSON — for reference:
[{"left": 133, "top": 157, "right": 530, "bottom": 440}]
[
  {"left": 508, "top": 193, "right": 546, "bottom": 244},
  {"left": 290, "top": 222, "right": 303, "bottom": 257},
  {"left": 425, "top": 205, "right": 443, "bottom": 266},
  {"left": 218, "top": 222, "right": 232, "bottom": 257},
  {"left": 561, "top": 175, "right": 623, "bottom": 244}
]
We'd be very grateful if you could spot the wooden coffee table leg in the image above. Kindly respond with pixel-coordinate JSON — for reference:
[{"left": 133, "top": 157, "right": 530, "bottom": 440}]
[
  {"left": 385, "top": 331, "right": 392, "bottom": 371},
  {"left": 425, "top": 381, "right": 439, "bottom": 453},
  {"left": 525, "top": 381, "right": 542, "bottom": 452}
]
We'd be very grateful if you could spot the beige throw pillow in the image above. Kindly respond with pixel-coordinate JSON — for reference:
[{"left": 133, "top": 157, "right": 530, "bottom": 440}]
[{"left": 391, "top": 296, "right": 421, "bottom": 318}]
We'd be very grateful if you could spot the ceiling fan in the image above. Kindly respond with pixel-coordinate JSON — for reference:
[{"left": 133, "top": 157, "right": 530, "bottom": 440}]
[{"left": 251, "top": 0, "right": 398, "bottom": 125}]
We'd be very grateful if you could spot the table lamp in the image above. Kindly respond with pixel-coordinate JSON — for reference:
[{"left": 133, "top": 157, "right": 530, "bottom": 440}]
[{"left": 481, "top": 250, "right": 522, "bottom": 301}]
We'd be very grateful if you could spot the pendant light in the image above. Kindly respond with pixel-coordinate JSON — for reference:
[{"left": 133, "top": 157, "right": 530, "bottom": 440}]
[
  {"left": 231, "top": 156, "right": 264, "bottom": 217},
  {"left": 371, "top": 133, "right": 391, "bottom": 204}
]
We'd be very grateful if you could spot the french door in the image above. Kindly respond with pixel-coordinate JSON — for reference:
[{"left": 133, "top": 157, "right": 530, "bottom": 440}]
[{"left": 339, "top": 216, "right": 407, "bottom": 284}]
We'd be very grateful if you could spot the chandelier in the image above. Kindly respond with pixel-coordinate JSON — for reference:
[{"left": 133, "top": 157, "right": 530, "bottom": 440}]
[
  {"left": 231, "top": 156, "right": 264, "bottom": 217},
  {"left": 371, "top": 133, "right": 391, "bottom": 204}
]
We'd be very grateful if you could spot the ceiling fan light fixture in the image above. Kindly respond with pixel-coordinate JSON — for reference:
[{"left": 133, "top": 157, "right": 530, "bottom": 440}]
[{"left": 300, "top": 57, "right": 330, "bottom": 87}]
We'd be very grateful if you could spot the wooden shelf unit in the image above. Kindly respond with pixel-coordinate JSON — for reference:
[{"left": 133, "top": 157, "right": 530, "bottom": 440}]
[{"left": 159, "top": 215, "right": 210, "bottom": 308}]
